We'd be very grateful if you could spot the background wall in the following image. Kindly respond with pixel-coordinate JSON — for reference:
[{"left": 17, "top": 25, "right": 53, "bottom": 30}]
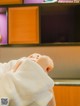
[{"left": 0, "top": 46, "right": 80, "bottom": 79}]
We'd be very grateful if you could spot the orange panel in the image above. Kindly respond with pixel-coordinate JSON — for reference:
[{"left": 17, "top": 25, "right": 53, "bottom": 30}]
[
  {"left": 54, "top": 86, "right": 80, "bottom": 106},
  {"left": 9, "top": 6, "right": 39, "bottom": 44},
  {"left": 0, "top": 0, "right": 22, "bottom": 4}
]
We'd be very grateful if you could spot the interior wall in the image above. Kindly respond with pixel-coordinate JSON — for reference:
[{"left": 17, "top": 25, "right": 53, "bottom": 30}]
[{"left": 0, "top": 46, "right": 80, "bottom": 79}]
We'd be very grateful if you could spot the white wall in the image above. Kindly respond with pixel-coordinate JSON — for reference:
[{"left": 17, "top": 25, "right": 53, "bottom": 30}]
[{"left": 0, "top": 46, "right": 80, "bottom": 79}]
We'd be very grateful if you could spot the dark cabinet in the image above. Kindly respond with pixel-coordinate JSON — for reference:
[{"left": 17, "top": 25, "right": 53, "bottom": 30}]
[{"left": 40, "top": 4, "right": 80, "bottom": 43}]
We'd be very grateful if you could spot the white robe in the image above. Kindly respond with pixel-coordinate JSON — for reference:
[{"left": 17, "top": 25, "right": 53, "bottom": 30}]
[{"left": 0, "top": 58, "right": 54, "bottom": 106}]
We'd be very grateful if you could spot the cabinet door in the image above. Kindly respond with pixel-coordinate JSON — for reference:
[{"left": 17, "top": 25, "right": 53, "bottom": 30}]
[
  {"left": 8, "top": 6, "right": 39, "bottom": 44},
  {"left": 54, "top": 86, "right": 80, "bottom": 106},
  {"left": 0, "top": 0, "right": 22, "bottom": 4}
]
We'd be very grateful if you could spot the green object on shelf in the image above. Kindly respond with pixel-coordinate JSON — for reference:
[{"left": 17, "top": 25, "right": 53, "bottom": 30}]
[{"left": 44, "top": 0, "right": 57, "bottom": 2}]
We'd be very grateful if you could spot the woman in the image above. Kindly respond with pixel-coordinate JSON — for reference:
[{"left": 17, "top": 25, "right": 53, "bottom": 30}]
[{"left": 0, "top": 53, "right": 56, "bottom": 106}]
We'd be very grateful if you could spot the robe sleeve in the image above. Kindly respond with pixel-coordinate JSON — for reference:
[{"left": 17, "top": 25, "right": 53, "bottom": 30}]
[{"left": 0, "top": 57, "right": 26, "bottom": 73}]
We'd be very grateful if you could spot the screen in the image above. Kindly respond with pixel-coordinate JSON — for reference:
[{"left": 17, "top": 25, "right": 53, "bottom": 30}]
[{"left": 40, "top": 4, "right": 80, "bottom": 43}]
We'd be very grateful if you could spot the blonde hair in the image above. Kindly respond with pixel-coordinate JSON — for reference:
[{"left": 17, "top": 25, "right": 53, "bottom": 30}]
[
  {"left": 28, "top": 53, "right": 54, "bottom": 72},
  {"left": 37, "top": 55, "right": 54, "bottom": 72}
]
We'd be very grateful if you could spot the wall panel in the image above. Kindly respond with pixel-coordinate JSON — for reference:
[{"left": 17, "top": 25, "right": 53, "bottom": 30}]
[
  {"left": 0, "top": 46, "right": 80, "bottom": 79},
  {"left": 54, "top": 86, "right": 80, "bottom": 106}
]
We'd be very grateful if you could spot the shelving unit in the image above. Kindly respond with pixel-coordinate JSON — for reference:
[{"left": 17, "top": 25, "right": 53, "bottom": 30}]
[{"left": 0, "top": 2, "right": 80, "bottom": 46}]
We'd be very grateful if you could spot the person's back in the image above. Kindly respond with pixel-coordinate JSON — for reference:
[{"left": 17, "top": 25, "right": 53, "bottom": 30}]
[{"left": 0, "top": 53, "right": 56, "bottom": 106}]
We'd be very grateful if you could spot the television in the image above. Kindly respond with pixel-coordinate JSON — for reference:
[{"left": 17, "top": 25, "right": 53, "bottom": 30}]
[{"left": 40, "top": 4, "right": 80, "bottom": 44}]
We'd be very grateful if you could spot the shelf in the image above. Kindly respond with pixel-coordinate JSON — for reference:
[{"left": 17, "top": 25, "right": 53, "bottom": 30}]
[
  {"left": 1, "top": 43, "right": 80, "bottom": 47},
  {"left": 54, "top": 79, "right": 80, "bottom": 86}
]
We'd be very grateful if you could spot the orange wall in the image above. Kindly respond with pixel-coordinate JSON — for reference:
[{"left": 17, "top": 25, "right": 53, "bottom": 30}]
[{"left": 54, "top": 86, "right": 80, "bottom": 106}]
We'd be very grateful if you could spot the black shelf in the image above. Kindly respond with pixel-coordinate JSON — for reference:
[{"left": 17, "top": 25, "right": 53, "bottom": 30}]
[{"left": 1, "top": 42, "right": 80, "bottom": 47}]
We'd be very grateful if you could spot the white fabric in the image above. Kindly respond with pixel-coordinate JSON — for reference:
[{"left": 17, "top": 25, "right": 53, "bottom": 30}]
[{"left": 0, "top": 58, "right": 54, "bottom": 106}]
